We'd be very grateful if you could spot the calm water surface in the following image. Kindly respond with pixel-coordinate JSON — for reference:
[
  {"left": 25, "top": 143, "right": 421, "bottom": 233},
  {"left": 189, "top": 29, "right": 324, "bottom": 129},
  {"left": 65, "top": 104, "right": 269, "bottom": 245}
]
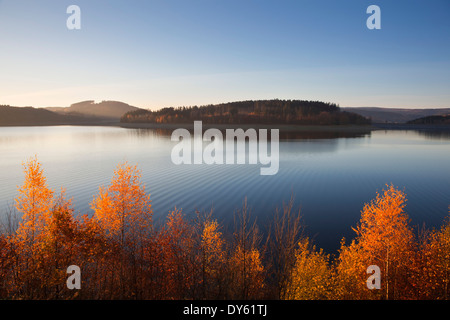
[{"left": 1, "top": 125, "right": 450, "bottom": 253}]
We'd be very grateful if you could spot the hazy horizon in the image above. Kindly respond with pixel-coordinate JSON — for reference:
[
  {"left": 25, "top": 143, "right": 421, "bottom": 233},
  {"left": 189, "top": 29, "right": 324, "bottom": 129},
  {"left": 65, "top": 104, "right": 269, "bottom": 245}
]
[{"left": 4, "top": 100, "right": 450, "bottom": 112}]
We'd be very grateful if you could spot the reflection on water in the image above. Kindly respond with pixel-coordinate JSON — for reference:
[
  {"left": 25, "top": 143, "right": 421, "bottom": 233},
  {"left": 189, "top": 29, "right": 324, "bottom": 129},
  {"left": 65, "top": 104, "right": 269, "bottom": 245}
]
[
  {"left": 124, "top": 125, "right": 374, "bottom": 140},
  {"left": 416, "top": 130, "right": 450, "bottom": 140},
  {"left": 0, "top": 125, "right": 449, "bottom": 253},
  {"left": 279, "top": 130, "right": 372, "bottom": 140}
]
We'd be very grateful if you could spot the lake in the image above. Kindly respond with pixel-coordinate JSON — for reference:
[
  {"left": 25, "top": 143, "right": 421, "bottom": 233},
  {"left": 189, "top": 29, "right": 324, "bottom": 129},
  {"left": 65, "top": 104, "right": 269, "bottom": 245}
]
[{"left": 1, "top": 125, "right": 450, "bottom": 253}]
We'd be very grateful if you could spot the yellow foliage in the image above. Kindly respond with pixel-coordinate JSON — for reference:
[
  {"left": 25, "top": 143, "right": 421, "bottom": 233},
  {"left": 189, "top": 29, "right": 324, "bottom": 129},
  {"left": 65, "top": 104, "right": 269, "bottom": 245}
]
[{"left": 284, "top": 238, "right": 332, "bottom": 300}]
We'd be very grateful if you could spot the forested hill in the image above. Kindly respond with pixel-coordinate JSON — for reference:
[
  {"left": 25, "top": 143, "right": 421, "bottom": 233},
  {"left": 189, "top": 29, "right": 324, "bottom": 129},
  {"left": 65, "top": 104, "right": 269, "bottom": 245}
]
[
  {"left": 343, "top": 107, "right": 450, "bottom": 124},
  {"left": 407, "top": 115, "right": 450, "bottom": 125},
  {"left": 0, "top": 101, "right": 141, "bottom": 126},
  {"left": 121, "top": 100, "right": 371, "bottom": 126},
  {"left": 0, "top": 105, "right": 87, "bottom": 126},
  {"left": 47, "top": 100, "right": 140, "bottom": 120}
]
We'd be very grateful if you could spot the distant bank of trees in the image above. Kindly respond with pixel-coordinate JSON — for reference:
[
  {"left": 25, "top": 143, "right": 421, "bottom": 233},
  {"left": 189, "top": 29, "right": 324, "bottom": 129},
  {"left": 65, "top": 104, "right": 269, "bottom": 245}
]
[
  {"left": 121, "top": 100, "right": 371, "bottom": 126},
  {"left": 407, "top": 115, "right": 450, "bottom": 125},
  {"left": 1, "top": 157, "right": 449, "bottom": 300},
  {"left": 0, "top": 105, "right": 84, "bottom": 126}
]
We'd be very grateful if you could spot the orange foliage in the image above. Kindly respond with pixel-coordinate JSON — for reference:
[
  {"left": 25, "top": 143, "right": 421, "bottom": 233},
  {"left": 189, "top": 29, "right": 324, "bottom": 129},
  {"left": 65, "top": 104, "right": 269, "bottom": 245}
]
[
  {"left": 229, "top": 245, "right": 265, "bottom": 299},
  {"left": 3, "top": 158, "right": 450, "bottom": 300},
  {"left": 418, "top": 215, "right": 450, "bottom": 299},
  {"left": 157, "top": 208, "right": 198, "bottom": 299},
  {"left": 15, "top": 156, "right": 54, "bottom": 245},
  {"left": 7, "top": 158, "right": 82, "bottom": 298},
  {"left": 91, "top": 162, "right": 153, "bottom": 244},
  {"left": 91, "top": 161, "right": 153, "bottom": 298},
  {"left": 0, "top": 234, "right": 11, "bottom": 297},
  {"left": 337, "top": 184, "right": 417, "bottom": 299}
]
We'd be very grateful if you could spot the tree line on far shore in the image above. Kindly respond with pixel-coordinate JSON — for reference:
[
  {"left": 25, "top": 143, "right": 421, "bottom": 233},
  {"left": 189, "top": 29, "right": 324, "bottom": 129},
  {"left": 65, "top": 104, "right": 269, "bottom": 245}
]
[{"left": 121, "top": 99, "right": 372, "bottom": 126}]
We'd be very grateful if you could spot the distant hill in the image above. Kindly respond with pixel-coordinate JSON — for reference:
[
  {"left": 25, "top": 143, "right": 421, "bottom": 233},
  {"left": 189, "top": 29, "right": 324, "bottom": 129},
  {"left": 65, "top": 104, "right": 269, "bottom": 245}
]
[
  {"left": 0, "top": 100, "right": 142, "bottom": 126},
  {"left": 343, "top": 107, "right": 450, "bottom": 124},
  {"left": 407, "top": 114, "right": 450, "bottom": 125},
  {"left": 121, "top": 99, "right": 371, "bottom": 126},
  {"left": 0, "top": 105, "right": 87, "bottom": 126},
  {"left": 47, "top": 100, "right": 140, "bottom": 120}
]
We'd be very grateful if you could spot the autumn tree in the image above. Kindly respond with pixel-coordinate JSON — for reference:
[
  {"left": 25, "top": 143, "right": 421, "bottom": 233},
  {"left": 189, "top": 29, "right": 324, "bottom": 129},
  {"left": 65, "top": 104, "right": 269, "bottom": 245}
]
[
  {"left": 91, "top": 162, "right": 153, "bottom": 298},
  {"left": 284, "top": 238, "right": 334, "bottom": 300},
  {"left": 336, "top": 184, "right": 417, "bottom": 299},
  {"left": 10, "top": 156, "right": 55, "bottom": 298},
  {"left": 74, "top": 213, "right": 114, "bottom": 299},
  {"left": 334, "top": 238, "right": 372, "bottom": 299},
  {"left": 418, "top": 214, "right": 450, "bottom": 299},
  {"left": 157, "top": 208, "right": 199, "bottom": 299},
  {"left": 0, "top": 206, "right": 18, "bottom": 298},
  {"left": 0, "top": 233, "right": 12, "bottom": 298},
  {"left": 38, "top": 190, "right": 80, "bottom": 299},
  {"left": 198, "top": 212, "right": 227, "bottom": 299},
  {"left": 14, "top": 156, "right": 54, "bottom": 246},
  {"left": 6, "top": 157, "right": 85, "bottom": 299},
  {"left": 229, "top": 199, "right": 265, "bottom": 299},
  {"left": 266, "top": 196, "right": 303, "bottom": 299}
]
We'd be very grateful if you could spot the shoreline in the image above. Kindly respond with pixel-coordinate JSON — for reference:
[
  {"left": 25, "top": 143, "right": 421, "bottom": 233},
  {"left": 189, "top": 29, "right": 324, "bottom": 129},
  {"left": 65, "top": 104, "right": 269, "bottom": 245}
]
[
  {"left": 117, "top": 122, "right": 378, "bottom": 133},
  {"left": 1, "top": 121, "right": 449, "bottom": 133}
]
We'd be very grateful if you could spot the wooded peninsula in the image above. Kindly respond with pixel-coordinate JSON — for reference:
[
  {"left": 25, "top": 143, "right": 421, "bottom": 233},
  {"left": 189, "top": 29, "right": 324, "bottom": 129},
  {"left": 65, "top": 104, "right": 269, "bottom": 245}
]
[{"left": 120, "top": 99, "right": 372, "bottom": 126}]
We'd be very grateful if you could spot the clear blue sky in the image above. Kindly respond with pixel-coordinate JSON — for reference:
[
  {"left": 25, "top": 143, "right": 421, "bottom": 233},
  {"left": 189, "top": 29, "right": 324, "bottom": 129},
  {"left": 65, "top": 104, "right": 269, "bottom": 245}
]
[{"left": 0, "top": 0, "right": 449, "bottom": 109}]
